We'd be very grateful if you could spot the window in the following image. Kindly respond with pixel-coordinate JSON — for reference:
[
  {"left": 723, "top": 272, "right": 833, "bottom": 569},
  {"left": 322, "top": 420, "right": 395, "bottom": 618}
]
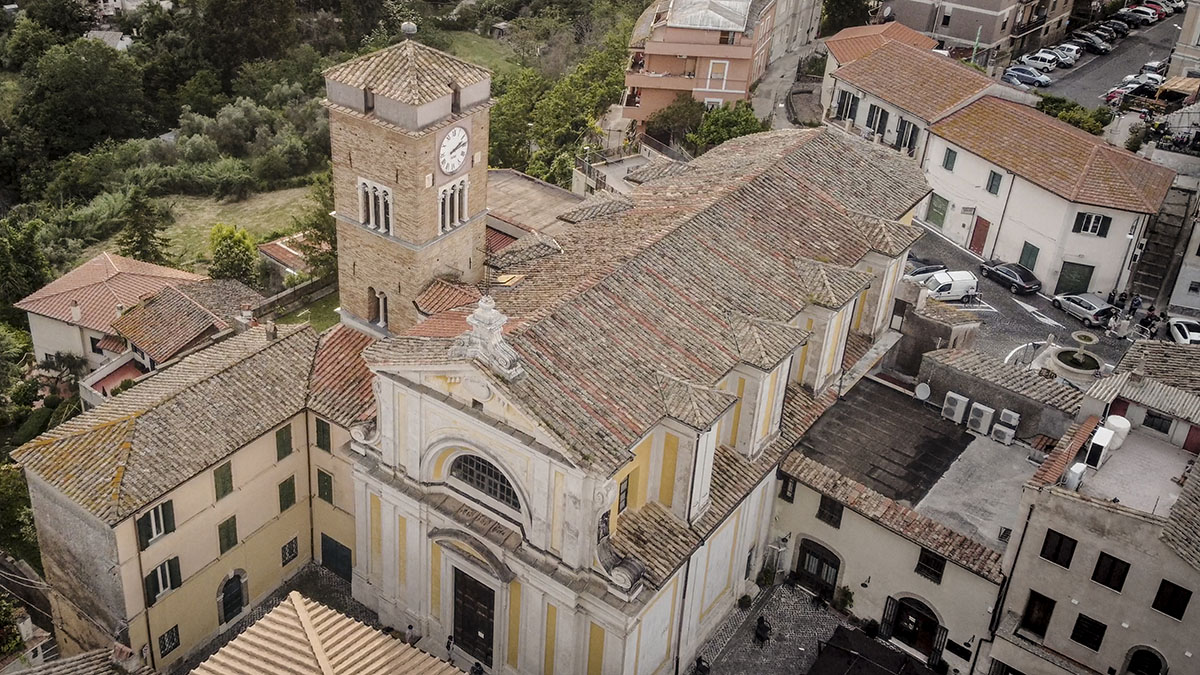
[
  {"left": 1069, "top": 613, "right": 1106, "bottom": 651},
  {"left": 158, "top": 625, "right": 180, "bottom": 657},
  {"left": 1072, "top": 212, "right": 1112, "bottom": 237},
  {"left": 942, "top": 10, "right": 951, "bottom": 25},
  {"left": 816, "top": 495, "right": 843, "bottom": 528},
  {"left": 896, "top": 118, "right": 918, "bottom": 154},
  {"left": 745, "top": 547, "right": 755, "bottom": 579},
  {"left": 438, "top": 177, "right": 470, "bottom": 234},
  {"left": 1190, "top": 281, "right": 1200, "bottom": 294},
  {"left": 143, "top": 557, "right": 181, "bottom": 606},
  {"left": 214, "top": 462, "right": 233, "bottom": 501},
  {"left": 707, "top": 60, "right": 728, "bottom": 89},
  {"left": 281, "top": 537, "right": 299, "bottom": 565},
  {"left": 1152, "top": 579, "right": 1192, "bottom": 620},
  {"left": 218, "top": 516, "right": 238, "bottom": 554},
  {"left": 1001, "top": 15, "right": 1008, "bottom": 30},
  {"left": 942, "top": 148, "right": 957, "bottom": 171},
  {"left": 718, "top": 30, "right": 735, "bottom": 44},
  {"left": 703, "top": 98, "right": 723, "bottom": 110},
  {"left": 1019, "top": 242, "right": 1039, "bottom": 271},
  {"left": 90, "top": 337, "right": 103, "bottom": 355},
  {"left": 275, "top": 424, "right": 293, "bottom": 460},
  {"left": 835, "top": 90, "right": 859, "bottom": 121},
  {"left": 316, "top": 418, "right": 331, "bottom": 452},
  {"left": 1144, "top": 410, "right": 1173, "bottom": 434},
  {"left": 136, "top": 501, "right": 175, "bottom": 550},
  {"left": 357, "top": 178, "right": 393, "bottom": 235},
  {"left": 1019, "top": 590, "right": 1055, "bottom": 638},
  {"left": 915, "top": 548, "right": 946, "bottom": 583},
  {"left": 278, "top": 476, "right": 296, "bottom": 512},
  {"left": 317, "top": 469, "right": 334, "bottom": 504},
  {"left": 779, "top": 476, "right": 796, "bottom": 503},
  {"left": 927, "top": 194, "right": 949, "bottom": 228},
  {"left": 987, "top": 171, "right": 1003, "bottom": 195},
  {"left": 1092, "top": 552, "right": 1130, "bottom": 592},
  {"left": 1039, "top": 529, "right": 1077, "bottom": 568},
  {"left": 865, "top": 104, "right": 888, "bottom": 134},
  {"left": 449, "top": 455, "right": 521, "bottom": 511},
  {"left": 618, "top": 476, "right": 630, "bottom": 513}
]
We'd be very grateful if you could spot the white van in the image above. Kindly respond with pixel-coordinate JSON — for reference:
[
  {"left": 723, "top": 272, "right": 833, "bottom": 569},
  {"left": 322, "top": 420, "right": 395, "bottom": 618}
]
[{"left": 924, "top": 270, "right": 979, "bottom": 301}]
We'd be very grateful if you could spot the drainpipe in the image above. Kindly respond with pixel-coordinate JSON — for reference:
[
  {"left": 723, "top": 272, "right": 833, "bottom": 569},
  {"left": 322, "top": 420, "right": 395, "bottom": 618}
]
[
  {"left": 986, "top": 171, "right": 1017, "bottom": 261},
  {"left": 134, "top": 538, "right": 155, "bottom": 672}
]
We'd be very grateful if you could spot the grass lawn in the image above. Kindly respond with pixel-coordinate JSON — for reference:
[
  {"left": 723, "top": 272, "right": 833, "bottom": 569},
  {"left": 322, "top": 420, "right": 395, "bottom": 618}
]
[
  {"left": 445, "top": 31, "right": 519, "bottom": 77},
  {"left": 277, "top": 291, "right": 341, "bottom": 332}
]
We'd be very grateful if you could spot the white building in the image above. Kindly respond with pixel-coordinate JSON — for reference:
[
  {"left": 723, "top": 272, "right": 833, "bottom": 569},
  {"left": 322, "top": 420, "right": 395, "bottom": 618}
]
[
  {"left": 820, "top": 22, "right": 937, "bottom": 111},
  {"left": 922, "top": 96, "right": 1176, "bottom": 295}
]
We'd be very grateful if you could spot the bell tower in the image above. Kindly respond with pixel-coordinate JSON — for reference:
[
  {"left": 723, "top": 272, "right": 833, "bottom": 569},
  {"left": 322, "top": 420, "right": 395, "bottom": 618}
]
[{"left": 323, "top": 39, "right": 492, "bottom": 334}]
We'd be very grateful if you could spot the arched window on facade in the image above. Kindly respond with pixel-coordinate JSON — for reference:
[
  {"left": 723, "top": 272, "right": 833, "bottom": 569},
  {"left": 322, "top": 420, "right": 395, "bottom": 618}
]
[
  {"left": 366, "top": 287, "right": 379, "bottom": 324},
  {"left": 450, "top": 455, "right": 520, "bottom": 512}
]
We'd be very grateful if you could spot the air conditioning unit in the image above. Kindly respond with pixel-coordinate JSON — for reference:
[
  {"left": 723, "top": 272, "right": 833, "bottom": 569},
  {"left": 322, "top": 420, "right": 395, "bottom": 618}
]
[
  {"left": 942, "top": 392, "right": 970, "bottom": 424},
  {"left": 967, "top": 402, "right": 995, "bottom": 434},
  {"left": 1065, "top": 462, "right": 1087, "bottom": 491},
  {"left": 999, "top": 409, "right": 1020, "bottom": 428},
  {"left": 992, "top": 424, "right": 1016, "bottom": 446},
  {"left": 1084, "top": 427, "right": 1114, "bottom": 468}
]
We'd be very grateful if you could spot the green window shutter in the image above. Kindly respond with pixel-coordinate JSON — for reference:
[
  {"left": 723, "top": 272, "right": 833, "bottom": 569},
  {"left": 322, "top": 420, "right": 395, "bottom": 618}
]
[
  {"left": 167, "top": 557, "right": 181, "bottom": 589},
  {"left": 317, "top": 470, "right": 333, "bottom": 504},
  {"left": 279, "top": 476, "right": 296, "bottom": 512},
  {"left": 1098, "top": 216, "right": 1111, "bottom": 238},
  {"left": 276, "top": 424, "right": 292, "bottom": 461},
  {"left": 316, "top": 419, "right": 331, "bottom": 452},
  {"left": 137, "top": 514, "right": 152, "bottom": 551},
  {"left": 1072, "top": 213, "right": 1086, "bottom": 233},
  {"left": 214, "top": 463, "right": 233, "bottom": 501},
  {"left": 161, "top": 501, "right": 175, "bottom": 535},
  {"left": 144, "top": 572, "right": 158, "bottom": 606},
  {"left": 218, "top": 517, "right": 238, "bottom": 554}
]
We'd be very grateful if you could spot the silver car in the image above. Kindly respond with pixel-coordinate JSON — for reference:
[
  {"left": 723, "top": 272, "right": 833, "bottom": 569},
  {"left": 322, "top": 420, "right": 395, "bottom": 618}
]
[{"left": 1051, "top": 292, "right": 1118, "bottom": 327}]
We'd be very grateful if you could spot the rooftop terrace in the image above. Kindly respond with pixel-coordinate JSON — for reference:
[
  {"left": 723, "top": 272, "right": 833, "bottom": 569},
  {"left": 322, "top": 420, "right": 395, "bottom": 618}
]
[{"left": 1078, "top": 429, "right": 1195, "bottom": 517}]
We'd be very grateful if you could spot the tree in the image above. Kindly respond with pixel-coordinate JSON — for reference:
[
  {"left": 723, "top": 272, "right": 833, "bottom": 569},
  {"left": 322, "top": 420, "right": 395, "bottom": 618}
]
[
  {"left": 295, "top": 172, "right": 337, "bottom": 279},
  {"left": 195, "top": 0, "right": 299, "bottom": 80},
  {"left": 3, "top": 17, "right": 61, "bottom": 71},
  {"left": 1036, "top": 94, "right": 1111, "bottom": 136},
  {"left": 114, "top": 189, "right": 173, "bottom": 264},
  {"left": 176, "top": 70, "right": 228, "bottom": 117},
  {"left": 208, "top": 223, "right": 256, "bottom": 283},
  {"left": 18, "top": 39, "right": 147, "bottom": 159},
  {"left": 489, "top": 69, "right": 550, "bottom": 170},
  {"left": 646, "top": 93, "right": 706, "bottom": 144},
  {"left": 0, "top": 465, "right": 40, "bottom": 572},
  {"left": 0, "top": 218, "right": 51, "bottom": 327},
  {"left": 821, "top": 0, "right": 871, "bottom": 37},
  {"left": 686, "top": 101, "right": 769, "bottom": 151},
  {"left": 24, "top": 0, "right": 93, "bottom": 39},
  {"left": 36, "top": 351, "right": 89, "bottom": 394}
]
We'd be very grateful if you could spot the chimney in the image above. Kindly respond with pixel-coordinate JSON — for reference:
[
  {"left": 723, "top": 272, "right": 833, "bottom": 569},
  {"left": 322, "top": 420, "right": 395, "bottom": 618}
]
[
  {"left": 69, "top": 299, "right": 82, "bottom": 324},
  {"left": 264, "top": 320, "right": 277, "bottom": 340},
  {"left": 116, "top": 304, "right": 125, "bottom": 318},
  {"left": 109, "top": 643, "right": 142, "bottom": 674},
  {"left": 240, "top": 302, "right": 253, "bottom": 320}
]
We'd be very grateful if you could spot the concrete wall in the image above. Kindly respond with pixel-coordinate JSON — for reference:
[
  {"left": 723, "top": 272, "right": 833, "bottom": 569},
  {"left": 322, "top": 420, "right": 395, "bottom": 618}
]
[
  {"left": 889, "top": 305, "right": 979, "bottom": 376},
  {"left": 26, "top": 313, "right": 84, "bottom": 366},
  {"left": 1168, "top": 213, "right": 1200, "bottom": 315},
  {"left": 917, "top": 354, "right": 1074, "bottom": 438}
]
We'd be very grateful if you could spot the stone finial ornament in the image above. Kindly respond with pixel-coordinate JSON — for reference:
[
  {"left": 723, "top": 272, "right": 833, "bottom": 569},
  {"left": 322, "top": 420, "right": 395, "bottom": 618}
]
[{"left": 450, "top": 295, "right": 524, "bottom": 381}]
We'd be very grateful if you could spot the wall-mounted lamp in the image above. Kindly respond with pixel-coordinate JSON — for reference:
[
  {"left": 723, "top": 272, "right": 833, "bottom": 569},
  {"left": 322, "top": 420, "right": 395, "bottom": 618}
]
[
  {"left": 860, "top": 576, "right": 871, "bottom": 588},
  {"left": 965, "top": 635, "right": 975, "bottom": 647}
]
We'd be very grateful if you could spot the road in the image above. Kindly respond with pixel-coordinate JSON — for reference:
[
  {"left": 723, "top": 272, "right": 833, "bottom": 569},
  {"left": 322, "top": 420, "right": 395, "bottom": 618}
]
[
  {"left": 1043, "top": 17, "right": 1179, "bottom": 104},
  {"left": 909, "top": 226, "right": 1133, "bottom": 366}
]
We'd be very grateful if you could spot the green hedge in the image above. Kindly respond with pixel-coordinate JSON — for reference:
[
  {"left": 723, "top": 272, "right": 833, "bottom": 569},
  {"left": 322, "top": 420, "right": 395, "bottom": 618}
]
[{"left": 11, "top": 406, "right": 52, "bottom": 446}]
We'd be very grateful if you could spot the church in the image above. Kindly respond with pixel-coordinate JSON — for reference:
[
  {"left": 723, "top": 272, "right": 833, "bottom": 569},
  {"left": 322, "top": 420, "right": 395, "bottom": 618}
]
[{"left": 322, "top": 38, "right": 930, "bottom": 674}]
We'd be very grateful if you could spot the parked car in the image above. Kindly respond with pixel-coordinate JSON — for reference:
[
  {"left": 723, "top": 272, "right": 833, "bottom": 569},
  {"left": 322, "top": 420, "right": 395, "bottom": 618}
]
[
  {"left": 1162, "top": 0, "right": 1186, "bottom": 9},
  {"left": 1135, "top": 4, "right": 1168, "bottom": 18},
  {"left": 1087, "top": 24, "right": 1118, "bottom": 41},
  {"left": 925, "top": 271, "right": 979, "bottom": 302},
  {"left": 903, "top": 263, "right": 948, "bottom": 284},
  {"left": 1142, "top": 60, "right": 1169, "bottom": 75},
  {"left": 1101, "top": 19, "right": 1132, "bottom": 36},
  {"left": 1142, "top": 1, "right": 1174, "bottom": 15},
  {"left": 1117, "top": 7, "right": 1152, "bottom": 24},
  {"left": 1056, "top": 43, "right": 1085, "bottom": 60},
  {"left": 1122, "top": 72, "right": 1165, "bottom": 87},
  {"left": 1020, "top": 53, "right": 1058, "bottom": 71},
  {"left": 1168, "top": 317, "right": 1200, "bottom": 344},
  {"left": 1051, "top": 293, "right": 1118, "bottom": 327},
  {"left": 979, "top": 261, "right": 1042, "bottom": 294},
  {"left": 1044, "top": 48, "right": 1076, "bottom": 66},
  {"left": 1005, "top": 65, "right": 1052, "bottom": 86},
  {"left": 1072, "top": 32, "right": 1114, "bottom": 53},
  {"left": 1126, "top": 6, "right": 1160, "bottom": 22},
  {"left": 1104, "top": 82, "right": 1141, "bottom": 103}
]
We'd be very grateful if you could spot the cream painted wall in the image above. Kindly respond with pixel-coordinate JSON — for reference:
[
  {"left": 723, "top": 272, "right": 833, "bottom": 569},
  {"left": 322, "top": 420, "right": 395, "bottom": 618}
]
[
  {"left": 26, "top": 313, "right": 85, "bottom": 364},
  {"left": 309, "top": 413, "right": 357, "bottom": 568}
]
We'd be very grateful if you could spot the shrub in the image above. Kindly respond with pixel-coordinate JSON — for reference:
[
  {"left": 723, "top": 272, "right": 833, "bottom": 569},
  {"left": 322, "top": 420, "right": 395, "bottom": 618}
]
[
  {"left": 179, "top": 134, "right": 220, "bottom": 164},
  {"left": 7, "top": 380, "right": 39, "bottom": 407},
  {"left": 863, "top": 618, "right": 880, "bottom": 638},
  {"left": 205, "top": 158, "right": 256, "bottom": 201},
  {"left": 42, "top": 394, "right": 61, "bottom": 409},
  {"left": 737, "top": 594, "right": 752, "bottom": 610},
  {"left": 833, "top": 585, "right": 855, "bottom": 613},
  {"left": 11, "top": 406, "right": 52, "bottom": 445},
  {"left": 755, "top": 560, "right": 777, "bottom": 587},
  {"left": 1126, "top": 123, "right": 1149, "bottom": 152}
]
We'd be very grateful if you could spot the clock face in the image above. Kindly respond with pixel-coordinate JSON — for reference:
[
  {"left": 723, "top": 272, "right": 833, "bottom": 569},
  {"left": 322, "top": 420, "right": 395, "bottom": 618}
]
[{"left": 439, "top": 127, "right": 469, "bottom": 175}]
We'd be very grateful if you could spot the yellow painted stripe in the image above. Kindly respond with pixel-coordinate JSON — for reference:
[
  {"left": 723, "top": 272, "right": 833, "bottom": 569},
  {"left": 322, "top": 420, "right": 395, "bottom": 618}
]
[
  {"left": 759, "top": 369, "right": 779, "bottom": 438},
  {"left": 660, "top": 433, "right": 679, "bottom": 508},
  {"left": 397, "top": 515, "right": 407, "bottom": 585},
  {"left": 729, "top": 377, "right": 746, "bottom": 445},
  {"left": 852, "top": 289, "right": 867, "bottom": 331},
  {"left": 587, "top": 622, "right": 605, "bottom": 675},
  {"left": 507, "top": 581, "right": 522, "bottom": 667},
  {"left": 796, "top": 318, "right": 814, "bottom": 383},
  {"left": 369, "top": 494, "right": 382, "bottom": 580},
  {"left": 544, "top": 603, "right": 557, "bottom": 675}
]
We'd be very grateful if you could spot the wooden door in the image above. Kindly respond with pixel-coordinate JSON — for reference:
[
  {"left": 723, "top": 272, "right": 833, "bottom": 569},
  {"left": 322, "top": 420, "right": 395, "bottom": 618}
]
[
  {"left": 1185, "top": 425, "right": 1200, "bottom": 454},
  {"left": 453, "top": 568, "right": 495, "bottom": 668},
  {"left": 969, "top": 216, "right": 991, "bottom": 255}
]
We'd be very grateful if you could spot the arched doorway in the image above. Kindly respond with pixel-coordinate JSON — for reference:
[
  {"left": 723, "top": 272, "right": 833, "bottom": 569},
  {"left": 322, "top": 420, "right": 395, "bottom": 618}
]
[
  {"left": 795, "top": 539, "right": 840, "bottom": 599},
  {"left": 217, "top": 571, "right": 246, "bottom": 625},
  {"left": 1125, "top": 648, "right": 1166, "bottom": 675},
  {"left": 892, "top": 597, "right": 939, "bottom": 656}
]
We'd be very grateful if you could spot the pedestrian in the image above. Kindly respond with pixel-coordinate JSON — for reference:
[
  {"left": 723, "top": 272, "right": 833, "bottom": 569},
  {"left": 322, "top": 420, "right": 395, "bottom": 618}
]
[
  {"left": 1108, "top": 289, "right": 1117, "bottom": 306},
  {"left": 1118, "top": 291, "right": 1128, "bottom": 309},
  {"left": 753, "top": 615, "right": 772, "bottom": 644},
  {"left": 1131, "top": 293, "right": 1144, "bottom": 315},
  {"left": 404, "top": 624, "right": 417, "bottom": 645},
  {"left": 470, "top": 662, "right": 485, "bottom": 675},
  {"left": 445, "top": 636, "right": 455, "bottom": 666}
]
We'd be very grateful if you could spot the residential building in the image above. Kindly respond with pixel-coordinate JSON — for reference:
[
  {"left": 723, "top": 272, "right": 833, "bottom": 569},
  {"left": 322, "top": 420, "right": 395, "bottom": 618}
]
[
  {"left": 11, "top": 322, "right": 377, "bottom": 671},
  {"left": 79, "top": 279, "right": 264, "bottom": 408},
  {"left": 0, "top": 606, "right": 53, "bottom": 673},
  {"left": 820, "top": 22, "right": 938, "bottom": 110},
  {"left": 623, "top": 0, "right": 782, "bottom": 126},
  {"left": 190, "top": 591, "right": 458, "bottom": 675},
  {"left": 922, "top": 96, "right": 1175, "bottom": 295},
  {"left": 1166, "top": 181, "right": 1200, "bottom": 316},
  {"left": 257, "top": 233, "right": 318, "bottom": 291},
  {"left": 824, "top": 40, "right": 1036, "bottom": 163},
  {"left": 14, "top": 253, "right": 203, "bottom": 371},
  {"left": 879, "top": 0, "right": 1075, "bottom": 68},
  {"left": 1170, "top": 0, "right": 1200, "bottom": 78}
]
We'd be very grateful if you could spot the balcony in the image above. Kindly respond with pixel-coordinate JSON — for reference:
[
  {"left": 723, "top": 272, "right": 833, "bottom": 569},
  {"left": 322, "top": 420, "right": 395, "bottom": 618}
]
[
  {"left": 625, "top": 70, "right": 700, "bottom": 91},
  {"left": 1011, "top": 14, "right": 1047, "bottom": 36},
  {"left": 629, "top": 52, "right": 645, "bottom": 73}
]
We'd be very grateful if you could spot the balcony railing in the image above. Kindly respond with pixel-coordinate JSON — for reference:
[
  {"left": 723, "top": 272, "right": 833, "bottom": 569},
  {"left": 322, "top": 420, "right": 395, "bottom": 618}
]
[{"left": 1011, "top": 14, "right": 1048, "bottom": 36}]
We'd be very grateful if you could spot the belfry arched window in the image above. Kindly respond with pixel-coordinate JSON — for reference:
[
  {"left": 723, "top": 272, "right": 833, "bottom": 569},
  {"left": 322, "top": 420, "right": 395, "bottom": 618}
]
[{"left": 450, "top": 455, "right": 520, "bottom": 512}]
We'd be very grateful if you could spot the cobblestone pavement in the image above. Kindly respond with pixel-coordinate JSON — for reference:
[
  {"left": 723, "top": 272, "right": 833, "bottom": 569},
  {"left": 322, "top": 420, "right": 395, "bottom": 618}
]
[
  {"left": 695, "top": 584, "right": 847, "bottom": 674},
  {"left": 169, "top": 564, "right": 379, "bottom": 674}
]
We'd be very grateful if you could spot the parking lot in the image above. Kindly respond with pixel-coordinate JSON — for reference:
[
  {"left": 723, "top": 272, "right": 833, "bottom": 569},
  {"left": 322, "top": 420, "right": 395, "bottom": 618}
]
[{"left": 1041, "top": 15, "right": 1179, "bottom": 103}]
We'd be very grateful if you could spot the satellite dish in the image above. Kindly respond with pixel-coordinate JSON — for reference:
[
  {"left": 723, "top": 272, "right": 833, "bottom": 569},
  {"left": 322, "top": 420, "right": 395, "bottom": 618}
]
[
  {"left": 883, "top": 6, "right": 893, "bottom": 18},
  {"left": 915, "top": 382, "right": 931, "bottom": 401},
  {"left": 401, "top": 21, "right": 418, "bottom": 36}
]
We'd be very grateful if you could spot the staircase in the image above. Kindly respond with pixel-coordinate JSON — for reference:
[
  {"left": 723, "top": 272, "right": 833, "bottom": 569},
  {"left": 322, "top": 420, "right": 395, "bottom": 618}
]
[{"left": 1128, "top": 183, "right": 1197, "bottom": 305}]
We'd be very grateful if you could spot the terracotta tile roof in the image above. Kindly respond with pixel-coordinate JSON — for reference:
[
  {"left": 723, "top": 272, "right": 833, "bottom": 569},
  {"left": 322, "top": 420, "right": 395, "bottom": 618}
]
[
  {"left": 728, "top": 312, "right": 812, "bottom": 371},
  {"left": 14, "top": 253, "right": 203, "bottom": 333},
  {"left": 366, "top": 129, "right": 929, "bottom": 476},
  {"left": 781, "top": 451, "right": 1003, "bottom": 582},
  {"left": 795, "top": 258, "right": 873, "bottom": 308},
  {"left": 1115, "top": 340, "right": 1200, "bottom": 393},
  {"left": 307, "top": 324, "right": 378, "bottom": 429},
  {"left": 110, "top": 280, "right": 263, "bottom": 363},
  {"left": 414, "top": 279, "right": 483, "bottom": 316},
  {"left": 1162, "top": 461, "right": 1200, "bottom": 572},
  {"left": 322, "top": 40, "right": 490, "bottom": 106},
  {"left": 925, "top": 348, "right": 1083, "bottom": 413},
  {"left": 931, "top": 96, "right": 1175, "bottom": 213},
  {"left": 557, "top": 191, "right": 633, "bottom": 224},
  {"left": 823, "top": 22, "right": 938, "bottom": 64},
  {"left": 14, "top": 650, "right": 152, "bottom": 675},
  {"left": 257, "top": 232, "right": 320, "bottom": 274},
  {"left": 96, "top": 334, "right": 126, "bottom": 352},
  {"left": 623, "top": 159, "right": 692, "bottom": 185},
  {"left": 833, "top": 40, "right": 996, "bottom": 122},
  {"left": 653, "top": 372, "right": 739, "bottom": 430},
  {"left": 191, "top": 591, "right": 458, "bottom": 675},
  {"left": 1088, "top": 371, "right": 1200, "bottom": 425},
  {"left": 485, "top": 227, "right": 517, "bottom": 253},
  {"left": 1029, "top": 417, "right": 1099, "bottom": 487},
  {"left": 12, "top": 325, "right": 319, "bottom": 525}
]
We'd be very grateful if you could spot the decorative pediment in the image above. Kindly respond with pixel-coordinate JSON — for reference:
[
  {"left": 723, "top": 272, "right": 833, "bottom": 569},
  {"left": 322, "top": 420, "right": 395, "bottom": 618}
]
[{"left": 449, "top": 296, "right": 524, "bottom": 381}]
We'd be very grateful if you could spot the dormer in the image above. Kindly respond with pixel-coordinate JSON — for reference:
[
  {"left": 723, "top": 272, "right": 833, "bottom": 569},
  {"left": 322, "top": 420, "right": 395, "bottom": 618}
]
[
  {"left": 723, "top": 313, "right": 809, "bottom": 456},
  {"left": 790, "top": 259, "right": 873, "bottom": 394}
]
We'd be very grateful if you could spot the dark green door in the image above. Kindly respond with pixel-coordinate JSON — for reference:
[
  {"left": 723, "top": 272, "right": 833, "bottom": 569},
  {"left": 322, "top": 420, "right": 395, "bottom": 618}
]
[
  {"left": 1055, "top": 262, "right": 1094, "bottom": 295},
  {"left": 321, "top": 534, "right": 352, "bottom": 582},
  {"left": 1019, "top": 242, "right": 1039, "bottom": 271}
]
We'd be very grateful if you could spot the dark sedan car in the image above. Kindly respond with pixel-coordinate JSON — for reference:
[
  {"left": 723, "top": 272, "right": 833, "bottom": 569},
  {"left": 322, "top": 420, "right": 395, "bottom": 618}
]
[{"left": 980, "top": 260, "right": 1042, "bottom": 294}]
